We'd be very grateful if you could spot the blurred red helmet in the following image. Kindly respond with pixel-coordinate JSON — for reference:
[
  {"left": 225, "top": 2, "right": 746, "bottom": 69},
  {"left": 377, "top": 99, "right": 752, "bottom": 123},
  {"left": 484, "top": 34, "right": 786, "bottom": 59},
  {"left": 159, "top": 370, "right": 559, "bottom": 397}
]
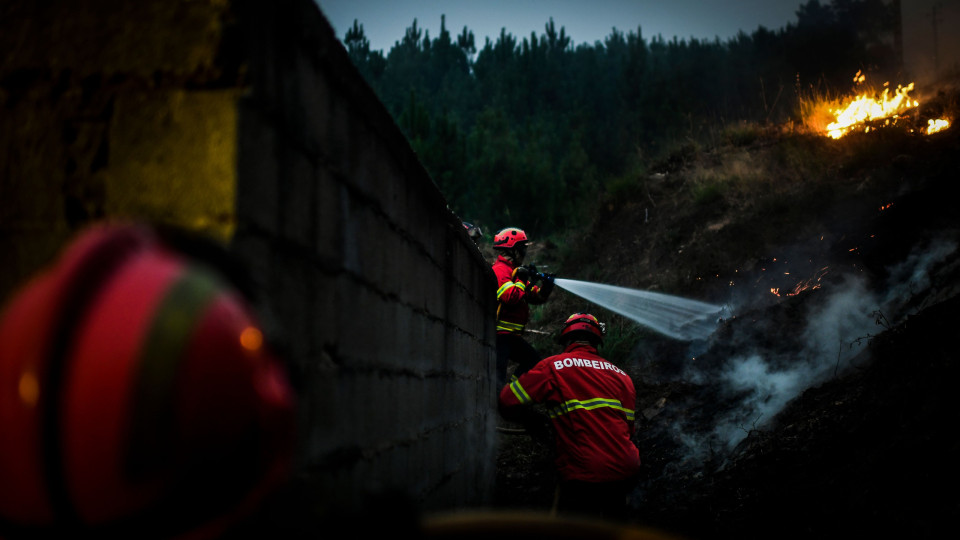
[
  {"left": 493, "top": 227, "right": 528, "bottom": 250},
  {"left": 0, "top": 223, "right": 296, "bottom": 539},
  {"left": 558, "top": 313, "right": 606, "bottom": 345}
]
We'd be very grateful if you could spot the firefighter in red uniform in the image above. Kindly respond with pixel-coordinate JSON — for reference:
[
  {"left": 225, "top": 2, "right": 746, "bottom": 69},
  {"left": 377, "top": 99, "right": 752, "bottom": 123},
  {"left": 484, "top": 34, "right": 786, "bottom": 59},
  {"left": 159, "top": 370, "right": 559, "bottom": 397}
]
[
  {"left": 0, "top": 223, "right": 296, "bottom": 540},
  {"left": 491, "top": 227, "right": 554, "bottom": 391},
  {"left": 499, "top": 313, "right": 641, "bottom": 522}
]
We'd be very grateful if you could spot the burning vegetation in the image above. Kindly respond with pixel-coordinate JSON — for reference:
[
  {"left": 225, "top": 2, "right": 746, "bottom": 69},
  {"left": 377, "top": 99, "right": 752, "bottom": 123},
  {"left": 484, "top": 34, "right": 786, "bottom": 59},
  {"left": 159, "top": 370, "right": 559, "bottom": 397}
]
[
  {"left": 813, "top": 71, "right": 951, "bottom": 139},
  {"left": 498, "top": 76, "right": 960, "bottom": 539}
]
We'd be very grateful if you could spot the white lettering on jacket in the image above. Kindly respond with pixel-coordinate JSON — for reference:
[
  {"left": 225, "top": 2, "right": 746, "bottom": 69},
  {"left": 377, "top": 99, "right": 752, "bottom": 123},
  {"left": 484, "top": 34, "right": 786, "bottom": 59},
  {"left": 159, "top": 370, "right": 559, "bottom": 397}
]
[{"left": 553, "top": 358, "right": 626, "bottom": 375}]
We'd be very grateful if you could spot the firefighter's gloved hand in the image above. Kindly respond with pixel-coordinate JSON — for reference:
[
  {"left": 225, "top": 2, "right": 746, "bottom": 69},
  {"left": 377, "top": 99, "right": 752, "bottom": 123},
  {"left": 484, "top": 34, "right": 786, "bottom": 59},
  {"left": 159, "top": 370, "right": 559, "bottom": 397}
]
[
  {"left": 513, "top": 266, "right": 531, "bottom": 283},
  {"left": 540, "top": 274, "right": 556, "bottom": 299}
]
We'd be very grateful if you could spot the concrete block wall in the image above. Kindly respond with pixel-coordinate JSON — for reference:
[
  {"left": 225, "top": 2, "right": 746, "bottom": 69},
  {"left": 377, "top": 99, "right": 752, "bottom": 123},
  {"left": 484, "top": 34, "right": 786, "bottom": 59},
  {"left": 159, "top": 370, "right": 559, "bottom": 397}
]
[
  {"left": 230, "top": 0, "right": 499, "bottom": 524},
  {"left": 0, "top": 0, "right": 498, "bottom": 531}
]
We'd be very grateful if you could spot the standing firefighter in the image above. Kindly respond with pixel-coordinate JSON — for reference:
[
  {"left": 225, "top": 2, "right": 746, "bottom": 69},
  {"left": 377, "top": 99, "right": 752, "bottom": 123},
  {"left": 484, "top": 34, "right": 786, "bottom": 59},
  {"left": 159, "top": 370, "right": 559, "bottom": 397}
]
[
  {"left": 499, "top": 313, "right": 641, "bottom": 522},
  {"left": 491, "top": 227, "right": 554, "bottom": 390}
]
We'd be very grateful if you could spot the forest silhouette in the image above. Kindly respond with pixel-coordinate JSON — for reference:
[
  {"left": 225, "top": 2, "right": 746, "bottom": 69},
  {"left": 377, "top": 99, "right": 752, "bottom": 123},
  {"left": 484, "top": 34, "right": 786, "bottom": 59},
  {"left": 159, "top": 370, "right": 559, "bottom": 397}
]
[{"left": 339, "top": 0, "right": 901, "bottom": 237}]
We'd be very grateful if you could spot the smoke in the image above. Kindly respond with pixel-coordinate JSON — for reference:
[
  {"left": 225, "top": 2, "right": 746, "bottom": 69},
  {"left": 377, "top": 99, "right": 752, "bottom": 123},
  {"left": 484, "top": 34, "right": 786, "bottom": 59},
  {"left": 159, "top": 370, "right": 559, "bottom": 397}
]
[
  {"left": 881, "top": 237, "right": 959, "bottom": 311},
  {"left": 799, "top": 273, "right": 880, "bottom": 370},
  {"left": 710, "top": 354, "right": 807, "bottom": 449},
  {"left": 672, "top": 236, "right": 958, "bottom": 462},
  {"left": 676, "top": 272, "right": 883, "bottom": 457}
]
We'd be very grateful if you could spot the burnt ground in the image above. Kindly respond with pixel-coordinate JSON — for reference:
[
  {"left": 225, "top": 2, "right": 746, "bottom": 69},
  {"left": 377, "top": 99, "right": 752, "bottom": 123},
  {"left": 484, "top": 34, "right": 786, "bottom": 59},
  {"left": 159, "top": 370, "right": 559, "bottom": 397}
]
[{"left": 489, "top": 84, "right": 960, "bottom": 539}]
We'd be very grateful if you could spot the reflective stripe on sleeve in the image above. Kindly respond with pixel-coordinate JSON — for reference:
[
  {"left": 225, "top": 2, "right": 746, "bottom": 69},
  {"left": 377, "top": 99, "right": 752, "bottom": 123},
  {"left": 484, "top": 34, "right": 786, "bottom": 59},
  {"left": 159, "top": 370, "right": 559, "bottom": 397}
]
[
  {"left": 496, "top": 280, "right": 525, "bottom": 299},
  {"left": 496, "top": 320, "right": 525, "bottom": 333},
  {"left": 508, "top": 379, "right": 532, "bottom": 404},
  {"left": 547, "top": 398, "right": 635, "bottom": 421}
]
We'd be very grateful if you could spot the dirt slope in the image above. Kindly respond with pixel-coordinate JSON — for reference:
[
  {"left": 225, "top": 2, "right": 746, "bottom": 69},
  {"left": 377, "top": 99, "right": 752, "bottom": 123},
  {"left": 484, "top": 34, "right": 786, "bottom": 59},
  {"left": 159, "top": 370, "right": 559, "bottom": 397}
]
[{"left": 492, "top": 84, "right": 960, "bottom": 539}]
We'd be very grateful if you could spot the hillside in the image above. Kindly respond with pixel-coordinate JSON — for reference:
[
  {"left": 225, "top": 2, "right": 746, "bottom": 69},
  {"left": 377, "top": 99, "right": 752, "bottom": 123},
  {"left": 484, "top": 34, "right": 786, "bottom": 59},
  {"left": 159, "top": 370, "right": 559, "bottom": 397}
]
[{"left": 491, "top": 82, "right": 960, "bottom": 539}]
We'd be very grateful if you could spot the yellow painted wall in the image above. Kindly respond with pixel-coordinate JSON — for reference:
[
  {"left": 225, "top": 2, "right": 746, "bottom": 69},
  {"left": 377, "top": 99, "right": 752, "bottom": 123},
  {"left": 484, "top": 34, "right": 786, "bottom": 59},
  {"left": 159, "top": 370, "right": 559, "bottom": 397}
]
[
  {"left": 104, "top": 89, "right": 240, "bottom": 242},
  {"left": 0, "top": 0, "right": 241, "bottom": 301}
]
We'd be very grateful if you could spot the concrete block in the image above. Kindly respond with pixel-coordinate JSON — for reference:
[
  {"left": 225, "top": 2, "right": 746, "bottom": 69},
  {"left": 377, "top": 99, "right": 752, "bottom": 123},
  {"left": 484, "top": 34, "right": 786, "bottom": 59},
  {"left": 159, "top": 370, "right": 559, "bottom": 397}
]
[
  {"left": 352, "top": 204, "right": 386, "bottom": 285},
  {"left": 376, "top": 229, "right": 405, "bottom": 298},
  {"left": 273, "top": 255, "right": 318, "bottom": 363},
  {"left": 346, "top": 119, "right": 378, "bottom": 198},
  {"left": 311, "top": 270, "right": 340, "bottom": 350},
  {"left": 229, "top": 230, "right": 274, "bottom": 289},
  {"left": 279, "top": 146, "right": 317, "bottom": 249},
  {"left": 237, "top": 103, "right": 280, "bottom": 233},
  {"left": 285, "top": 49, "right": 328, "bottom": 158},
  {"left": 324, "top": 91, "right": 352, "bottom": 177},
  {"left": 315, "top": 169, "right": 343, "bottom": 258}
]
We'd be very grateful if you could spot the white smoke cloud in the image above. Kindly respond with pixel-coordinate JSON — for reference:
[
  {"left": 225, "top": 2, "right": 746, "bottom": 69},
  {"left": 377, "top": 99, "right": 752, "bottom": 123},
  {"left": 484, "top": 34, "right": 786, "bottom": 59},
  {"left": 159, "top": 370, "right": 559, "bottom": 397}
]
[
  {"left": 800, "top": 273, "right": 880, "bottom": 371},
  {"left": 712, "top": 354, "right": 807, "bottom": 445},
  {"left": 881, "top": 237, "right": 958, "bottom": 311},
  {"left": 675, "top": 236, "right": 957, "bottom": 458}
]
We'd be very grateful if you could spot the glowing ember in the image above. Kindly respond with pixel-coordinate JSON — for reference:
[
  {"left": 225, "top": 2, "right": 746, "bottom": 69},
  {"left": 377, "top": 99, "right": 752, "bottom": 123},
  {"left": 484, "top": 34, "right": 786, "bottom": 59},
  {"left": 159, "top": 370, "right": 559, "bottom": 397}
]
[
  {"left": 771, "top": 267, "right": 830, "bottom": 297},
  {"left": 927, "top": 118, "right": 950, "bottom": 134}
]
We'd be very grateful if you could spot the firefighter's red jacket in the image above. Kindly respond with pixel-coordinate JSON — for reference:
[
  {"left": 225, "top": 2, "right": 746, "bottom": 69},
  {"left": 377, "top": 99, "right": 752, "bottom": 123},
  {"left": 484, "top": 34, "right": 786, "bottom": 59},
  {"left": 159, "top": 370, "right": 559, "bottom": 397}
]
[
  {"left": 492, "top": 254, "right": 547, "bottom": 334},
  {"left": 499, "top": 342, "right": 641, "bottom": 483}
]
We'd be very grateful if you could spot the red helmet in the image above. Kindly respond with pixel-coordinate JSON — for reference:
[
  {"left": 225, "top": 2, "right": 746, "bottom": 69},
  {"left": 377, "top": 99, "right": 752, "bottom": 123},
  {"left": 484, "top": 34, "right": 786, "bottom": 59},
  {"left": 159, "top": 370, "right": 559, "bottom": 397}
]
[
  {"left": 0, "top": 223, "right": 296, "bottom": 539},
  {"left": 558, "top": 313, "right": 606, "bottom": 344},
  {"left": 493, "top": 227, "right": 528, "bottom": 250}
]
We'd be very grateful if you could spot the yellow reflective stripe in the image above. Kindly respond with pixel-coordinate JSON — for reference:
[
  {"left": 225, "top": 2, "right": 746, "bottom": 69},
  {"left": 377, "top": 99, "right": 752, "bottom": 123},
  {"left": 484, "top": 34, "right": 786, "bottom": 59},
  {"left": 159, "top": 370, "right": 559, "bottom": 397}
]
[
  {"left": 496, "top": 320, "right": 525, "bottom": 332},
  {"left": 509, "top": 379, "right": 532, "bottom": 404},
  {"left": 496, "top": 280, "right": 525, "bottom": 299},
  {"left": 547, "top": 398, "right": 635, "bottom": 420}
]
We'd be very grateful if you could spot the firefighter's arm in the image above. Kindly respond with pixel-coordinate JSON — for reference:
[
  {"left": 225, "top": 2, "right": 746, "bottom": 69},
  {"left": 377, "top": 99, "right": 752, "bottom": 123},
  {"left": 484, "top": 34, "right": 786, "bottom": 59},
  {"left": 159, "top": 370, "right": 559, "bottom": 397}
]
[
  {"left": 498, "top": 376, "right": 553, "bottom": 439},
  {"left": 497, "top": 272, "right": 528, "bottom": 306},
  {"left": 498, "top": 363, "right": 555, "bottom": 417}
]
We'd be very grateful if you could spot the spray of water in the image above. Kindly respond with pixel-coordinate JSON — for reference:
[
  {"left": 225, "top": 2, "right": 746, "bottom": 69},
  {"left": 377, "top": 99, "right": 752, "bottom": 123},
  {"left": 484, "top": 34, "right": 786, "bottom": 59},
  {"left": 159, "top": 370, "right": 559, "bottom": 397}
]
[{"left": 554, "top": 278, "right": 727, "bottom": 341}]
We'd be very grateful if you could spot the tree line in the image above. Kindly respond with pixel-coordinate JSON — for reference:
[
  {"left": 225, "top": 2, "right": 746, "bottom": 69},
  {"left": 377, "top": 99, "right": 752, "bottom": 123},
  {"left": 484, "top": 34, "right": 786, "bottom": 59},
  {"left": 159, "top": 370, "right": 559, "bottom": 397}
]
[{"left": 341, "top": 0, "right": 900, "bottom": 237}]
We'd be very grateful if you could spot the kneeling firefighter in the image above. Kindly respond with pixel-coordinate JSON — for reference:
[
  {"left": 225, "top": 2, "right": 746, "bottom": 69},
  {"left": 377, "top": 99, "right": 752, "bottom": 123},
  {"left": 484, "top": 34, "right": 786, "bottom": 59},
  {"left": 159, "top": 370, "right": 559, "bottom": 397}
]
[
  {"left": 0, "top": 223, "right": 296, "bottom": 540},
  {"left": 491, "top": 227, "right": 555, "bottom": 391},
  {"left": 499, "top": 313, "right": 641, "bottom": 522}
]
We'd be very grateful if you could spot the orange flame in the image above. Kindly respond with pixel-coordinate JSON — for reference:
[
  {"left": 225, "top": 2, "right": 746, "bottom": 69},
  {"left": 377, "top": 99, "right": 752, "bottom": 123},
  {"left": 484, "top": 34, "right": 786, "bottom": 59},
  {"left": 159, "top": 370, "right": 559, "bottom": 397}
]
[
  {"left": 826, "top": 82, "right": 918, "bottom": 138},
  {"left": 822, "top": 72, "right": 949, "bottom": 139}
]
